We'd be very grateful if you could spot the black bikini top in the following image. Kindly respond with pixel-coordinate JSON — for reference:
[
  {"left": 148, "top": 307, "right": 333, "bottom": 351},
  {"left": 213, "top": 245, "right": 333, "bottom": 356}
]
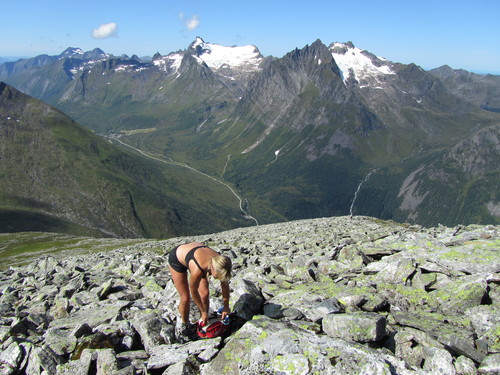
[{"left": 184, "top": 245, "right": 208, "bottom": 273}]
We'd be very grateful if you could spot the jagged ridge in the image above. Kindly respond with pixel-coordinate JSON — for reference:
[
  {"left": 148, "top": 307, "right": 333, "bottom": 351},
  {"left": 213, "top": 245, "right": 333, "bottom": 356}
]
[{"left": 0, "top": 38, "right": 499, "bottom": 229}]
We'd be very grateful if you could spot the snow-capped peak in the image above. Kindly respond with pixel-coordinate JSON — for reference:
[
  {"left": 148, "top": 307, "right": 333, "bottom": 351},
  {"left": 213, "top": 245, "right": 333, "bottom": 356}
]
[
  {"left": 192, "top": 37, "right": 205, "bottom": 49},
  {"left": 59, "top": 47, "right": 84, "bottom": 59},
  {"left": 189, "top": 37, "right": 263, "bottom": 72},
  {"left": 329, "top": 42, "right": 395, "bottom": 87}
]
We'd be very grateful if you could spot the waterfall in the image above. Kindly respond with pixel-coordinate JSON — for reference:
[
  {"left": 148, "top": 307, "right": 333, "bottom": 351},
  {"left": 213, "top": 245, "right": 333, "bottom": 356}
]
[{"left": 349, "top": 169, "right": 377, "bottom": 217}]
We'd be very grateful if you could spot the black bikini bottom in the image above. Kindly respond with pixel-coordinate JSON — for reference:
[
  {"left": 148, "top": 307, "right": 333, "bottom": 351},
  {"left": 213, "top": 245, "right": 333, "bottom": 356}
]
[{"left": 168, "top": 246, "right": 188, "bottom": 273}]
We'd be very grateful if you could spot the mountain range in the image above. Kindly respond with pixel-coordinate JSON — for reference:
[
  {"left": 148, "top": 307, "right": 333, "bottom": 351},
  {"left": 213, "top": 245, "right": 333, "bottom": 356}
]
[{"left": 0, "top": 37, "right": 499, "bottom": 236}]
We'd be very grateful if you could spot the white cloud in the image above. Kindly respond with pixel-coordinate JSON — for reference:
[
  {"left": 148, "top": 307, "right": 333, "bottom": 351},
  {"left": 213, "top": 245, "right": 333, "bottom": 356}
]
[
  {"left": 92, "top": 23, "right": 118, "bottom": 39},
  {"left": 179, "top": 13, "right": 200, "bottom": 31}
]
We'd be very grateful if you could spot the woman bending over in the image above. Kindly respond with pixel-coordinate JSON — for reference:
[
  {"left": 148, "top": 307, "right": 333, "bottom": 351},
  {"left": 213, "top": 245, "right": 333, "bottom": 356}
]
[{"left": 168, "top": 242, "right": 232, "bottom": 330}]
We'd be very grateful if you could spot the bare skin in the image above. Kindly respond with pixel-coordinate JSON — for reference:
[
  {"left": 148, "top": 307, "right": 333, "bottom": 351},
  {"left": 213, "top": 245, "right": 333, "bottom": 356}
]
[{"left": 169, "top": 242, "right": 230, "bottom": 325}]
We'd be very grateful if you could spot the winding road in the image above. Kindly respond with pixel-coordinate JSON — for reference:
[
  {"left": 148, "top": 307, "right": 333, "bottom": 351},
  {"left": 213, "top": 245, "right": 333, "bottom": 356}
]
[{"left": 106, "top": 135, "right": 259, "bottom": 226}]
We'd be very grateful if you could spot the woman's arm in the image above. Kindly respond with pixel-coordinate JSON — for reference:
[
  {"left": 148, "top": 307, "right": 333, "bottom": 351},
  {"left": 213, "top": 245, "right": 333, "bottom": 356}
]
[{"left": 220, "top": 280, "right": 230, "bottom": 319}]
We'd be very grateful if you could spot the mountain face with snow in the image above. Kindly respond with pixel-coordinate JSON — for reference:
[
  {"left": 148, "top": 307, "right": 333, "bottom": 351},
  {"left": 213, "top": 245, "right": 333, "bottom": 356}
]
[
  {"left": 1, "top": 38, "right": 499, "bottom": 228},
  {"left": 329, "top": 41, "right": 395, "bottom": 87},
  {"left": 189, "top": 37, "right": 263, "bottom": 72}
]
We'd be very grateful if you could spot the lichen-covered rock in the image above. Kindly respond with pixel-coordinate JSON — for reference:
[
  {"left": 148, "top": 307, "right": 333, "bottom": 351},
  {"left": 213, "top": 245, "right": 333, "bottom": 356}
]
[
  {"left": 44, "top": 327, "right": 77, "bottom": 356},
  {"left": 323, "top": 311, "right": 387, "bottom": 343},
  {"left": 430, "top": 274, "right": 488, "bottom": 315},
  {"left": 201, "top": 315, "right": 411, "bottom": 375},
  {"left": 95, "top": 348, "right": 119, "bottom": 375},
  {"left": 147, "top": 338, "right": 221, "bottom": 370}
]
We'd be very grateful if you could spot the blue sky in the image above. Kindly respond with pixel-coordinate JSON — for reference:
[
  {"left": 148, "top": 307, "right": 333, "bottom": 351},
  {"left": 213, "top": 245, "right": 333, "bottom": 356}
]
[{"left": 2, "top": 0, "right": 499, "bottom": 73}]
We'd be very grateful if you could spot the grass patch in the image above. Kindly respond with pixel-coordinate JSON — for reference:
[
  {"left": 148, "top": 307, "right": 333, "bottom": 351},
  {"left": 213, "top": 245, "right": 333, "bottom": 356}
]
[{"left": 0, "top": 231, "right": 145, "bottom": 269}]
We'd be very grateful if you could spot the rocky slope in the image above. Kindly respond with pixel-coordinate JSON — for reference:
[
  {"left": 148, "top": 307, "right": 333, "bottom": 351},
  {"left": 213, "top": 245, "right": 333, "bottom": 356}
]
[{"left": 1, "top": 216, "right": 499, "bottom": 374}]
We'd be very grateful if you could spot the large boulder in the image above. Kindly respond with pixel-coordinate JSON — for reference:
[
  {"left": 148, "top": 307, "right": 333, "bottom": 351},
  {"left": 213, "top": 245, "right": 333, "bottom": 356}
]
[
  {"left": 323, "top": 311, "right": 387, "bottom": 343},
  {"left": 200, "top": 315, "right": 410, "bottom": 375}
]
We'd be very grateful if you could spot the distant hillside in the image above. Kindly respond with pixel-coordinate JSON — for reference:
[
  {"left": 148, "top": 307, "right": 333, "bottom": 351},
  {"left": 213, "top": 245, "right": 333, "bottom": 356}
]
[
  {"left": 429, "top": 65, "right": 500, "bottom": 113},
  {"left": 353, "top": 125, "right": 500, "bottom": 225},
  {"left": 0, "top": 82, "right": 250, "bottom": 237}
]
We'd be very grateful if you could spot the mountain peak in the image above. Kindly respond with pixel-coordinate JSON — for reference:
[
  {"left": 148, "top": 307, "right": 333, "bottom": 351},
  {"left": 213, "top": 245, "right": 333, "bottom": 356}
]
[
  {"left": 59, "top": 47, "right": 84, "bottom": 58},
  {"left": 58, "top": 47, "right": 108, "bottom": 61},
  {"left": 191, "top": 36, "right": 205, "bottom": 49}
]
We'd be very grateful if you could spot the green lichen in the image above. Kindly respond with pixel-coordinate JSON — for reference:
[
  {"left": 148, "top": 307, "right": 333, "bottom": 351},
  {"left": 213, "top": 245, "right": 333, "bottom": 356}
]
[
  {"left": 382, "top": 283, "right": 435, "bottom": 308},
  {"left": 272, "top": 354, "right": 309, "bottom": 374},
  {"left": 142, "top": 279, "right": 163, "bottom": 292},
  {"left": 486, "top": 325, "right": 500, "bottom": 351}
]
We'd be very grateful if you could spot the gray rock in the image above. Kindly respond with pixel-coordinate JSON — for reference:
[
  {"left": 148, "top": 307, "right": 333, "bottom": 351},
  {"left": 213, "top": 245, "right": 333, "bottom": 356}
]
[
  {"left": 323, "top": 311, "right": 387, "bottom": 343},
  {"left": 454, "top": 355, "right": 478, "bottom": 375},
  {"left": 262, "top": 302, "right": 284, "bottom": 319},
  {"left": 392, "top": 311, "right": 483, "bottom": 363},
  {"left": 162, "top": 360, "right": 199, "bottom": 375},
  {"left": 307, "top": 297, "right": 344, "bottom": 322},
  {"left": 115, "top": 350, "right": 149, "bottom": 361},
  {"left": 95, "top": 348, "right": 118, "bottom": 375},
  {"left": 466, "top": 305, "right": 500, "bottom": 338},
  {"left": 373, "top": 257, "right": 418, "bottom": 285},
  {"left": 57, "top": 349, "right": 96, "bottom": 375},
  {"left": 423, "top": 347, "right": 456, "bottom": 375},
  {"left": 49, "top": 303, "right": 128, "bottom": 330},
  {"left": 25, "top": 345, "right": 63, "bottom": 375},
  {"left": 147, "top": 338, "right": 221, "bottom": 370},
  {"left": 0, "top": 341, "right": 23, "bottom": 375},
  {"left": 231, "top": 279, "right": 264, "bottom": 320},
  {"left": 44, "top": 327, "right": 77, "bottom": 356},
  {"left": 132, "top": 315, "right": 173, "bottom": 351},
  {"left": 282, "top": 307, "right": 304, "bottom": 320},
  {"left": 478, "top": 353, "right": 500, "bottom": 374}
]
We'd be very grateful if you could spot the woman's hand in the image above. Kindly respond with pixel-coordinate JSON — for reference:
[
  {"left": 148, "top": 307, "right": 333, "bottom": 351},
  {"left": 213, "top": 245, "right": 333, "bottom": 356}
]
[
  {"left": 220, "top": 306, "right": 230, "bottom": 320},
  {"left": 200, "top": 311, "right": 209, "bottom": 325}
]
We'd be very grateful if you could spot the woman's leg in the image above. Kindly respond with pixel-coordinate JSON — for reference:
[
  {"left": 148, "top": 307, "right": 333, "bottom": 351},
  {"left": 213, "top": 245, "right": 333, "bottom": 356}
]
[
  {"left": 169, "top": 265, "right": 191, "bottom": 324},
  {"left": 198, "top": 276, "right": 210, "bottom": 316}
]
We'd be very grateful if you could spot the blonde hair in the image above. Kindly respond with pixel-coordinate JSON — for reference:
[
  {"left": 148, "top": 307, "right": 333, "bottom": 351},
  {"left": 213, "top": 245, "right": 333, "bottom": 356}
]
[{"left": 211, "top": 255, "right": 232, "bottom": 282}]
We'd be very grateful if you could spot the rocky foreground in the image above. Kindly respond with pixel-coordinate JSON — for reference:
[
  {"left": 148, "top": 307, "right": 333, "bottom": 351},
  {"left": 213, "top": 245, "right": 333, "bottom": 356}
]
[{"left": 0, "top": 216, "right": 499, "bottom": 375}]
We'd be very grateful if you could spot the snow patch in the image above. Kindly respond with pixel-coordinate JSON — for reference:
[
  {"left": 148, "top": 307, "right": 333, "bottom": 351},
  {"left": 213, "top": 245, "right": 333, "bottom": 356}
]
[
  {"left": 330, "top": 42, "right": 395, "bottom": 86},
  {"left": 196, "top": 119, "right": 208, "bottom": 133},
  {"left": 153, "top": 53, "right": 183, "bottom": 72},
  {"left": 192, "top": 38, "right": 263, "bottom": 71}
]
